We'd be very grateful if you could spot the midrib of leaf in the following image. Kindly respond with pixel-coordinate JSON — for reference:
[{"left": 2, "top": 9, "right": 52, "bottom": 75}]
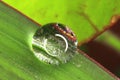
[{"left": 0, "top": 1, "right": 117, "bottom": 80}]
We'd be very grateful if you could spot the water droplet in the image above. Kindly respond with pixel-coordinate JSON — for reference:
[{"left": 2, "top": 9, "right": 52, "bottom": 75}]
[{"left": 32, "top": 23, "right": 78, "bottom": 65}]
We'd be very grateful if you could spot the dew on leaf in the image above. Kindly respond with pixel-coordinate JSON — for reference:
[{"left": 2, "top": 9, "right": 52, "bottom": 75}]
[{"left": 32, "top": 23, "right": 78, "bottom": 65}]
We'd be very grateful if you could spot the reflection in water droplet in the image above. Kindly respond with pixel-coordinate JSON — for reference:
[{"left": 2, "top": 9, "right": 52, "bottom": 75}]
[
  {"left": 32, "top": 23, "right": 78, "bottom": 65},
  {"left": 72, "top": 57, "right": 83, "bottom": 68}
]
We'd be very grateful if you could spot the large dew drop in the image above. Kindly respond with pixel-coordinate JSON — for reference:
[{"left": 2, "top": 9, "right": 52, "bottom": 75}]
[{"left": 32, "top": 23, "right": 78, "bottom": 65}]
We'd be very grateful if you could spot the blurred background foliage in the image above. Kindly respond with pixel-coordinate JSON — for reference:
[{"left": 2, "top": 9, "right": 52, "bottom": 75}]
[{"left": 4, "top": 0, "right": 120, "bottom": 42}]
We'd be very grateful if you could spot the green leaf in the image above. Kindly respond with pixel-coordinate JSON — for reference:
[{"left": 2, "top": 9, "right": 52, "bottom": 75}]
[
  {"left": 0, "top": 1, "right": 117, "bottom": 80},
  {"left": 97, "top": 31, "right": 120, "bottom": 52},
  {"left": 4, "top": 0, "right": 120, "bottom": 42}
]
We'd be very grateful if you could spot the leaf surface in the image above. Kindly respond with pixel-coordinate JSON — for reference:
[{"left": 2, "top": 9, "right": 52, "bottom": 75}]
[{"left": 0, "top": 1, "right": 117, "bottom": 80}]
